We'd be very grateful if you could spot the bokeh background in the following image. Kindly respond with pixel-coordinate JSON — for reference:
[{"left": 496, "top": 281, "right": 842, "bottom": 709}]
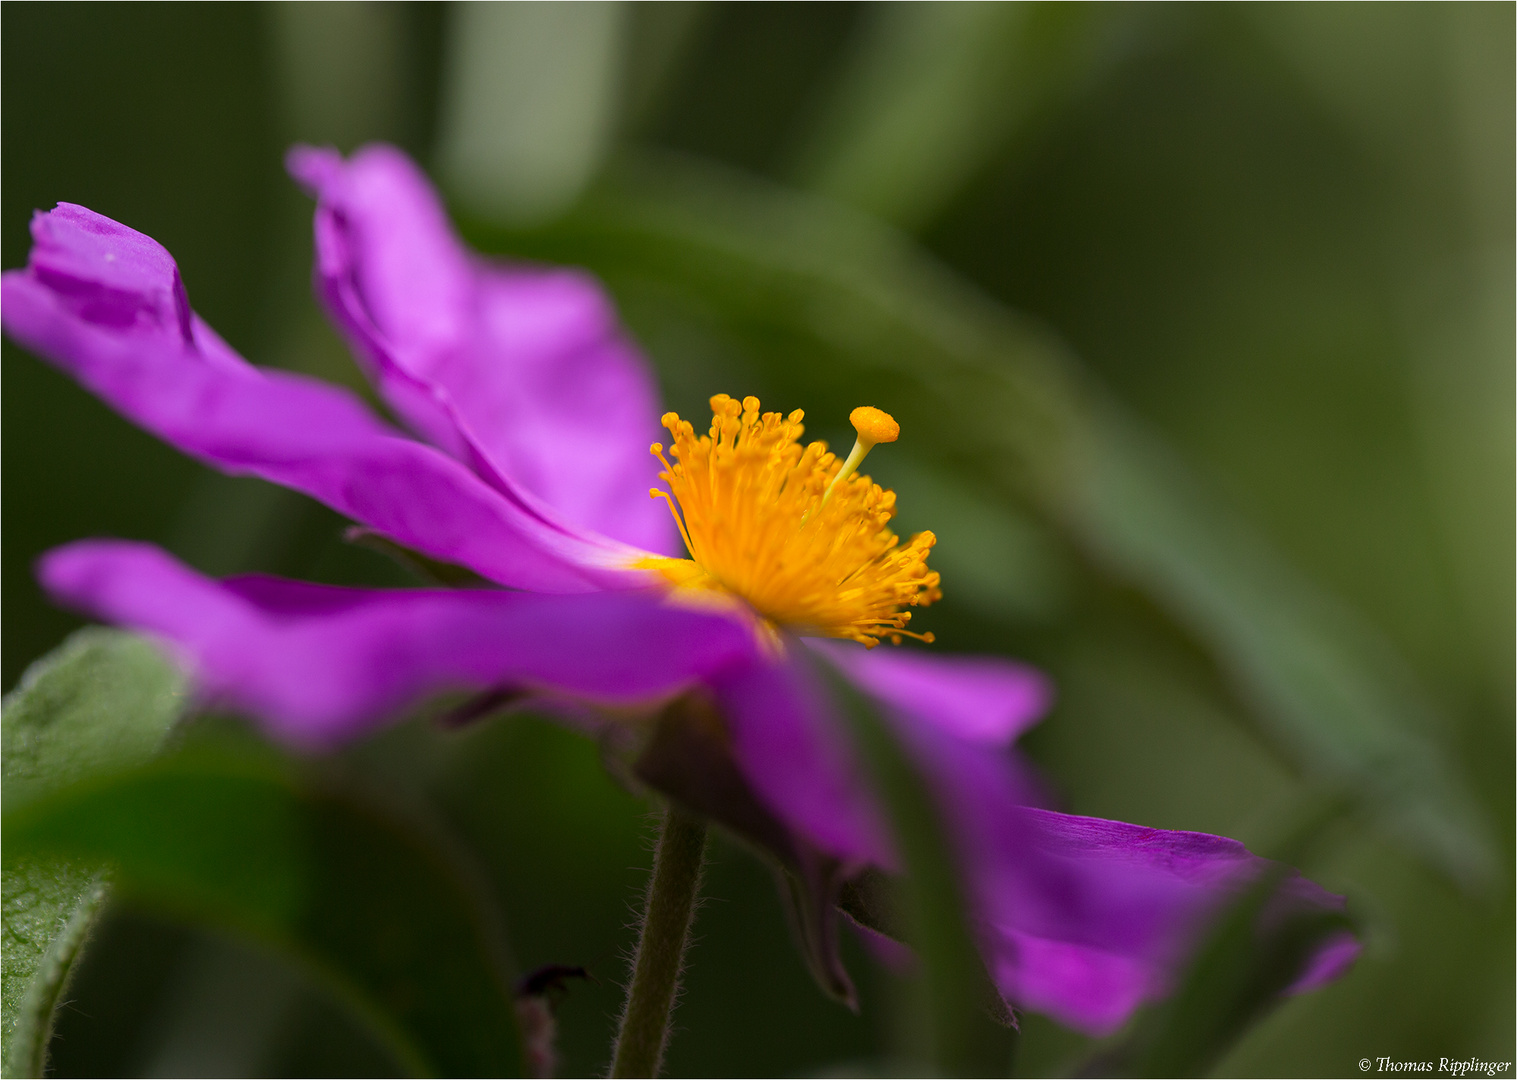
[{"left": 3, "top": 3, "right": 1511, "bottom": 1076}]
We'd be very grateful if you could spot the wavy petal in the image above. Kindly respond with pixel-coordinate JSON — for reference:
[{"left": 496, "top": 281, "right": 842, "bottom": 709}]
[
  {"left": 816, "top": 640, "right": 1062, "bottom": 811},
  {"left": 2, "top": 204, "right": 651, "bottom": 592},
  {"left": 289, "top": 144, "right": 675, "bottom": 554},
  {"left": 38, "top": 540, "right": 755, "bottom": 746},
  {"left": 811, "top": 639, "right": 1053, "bottom": 746},
  {"left": 891, "top": 715, "right": 1358, "bottom": 1036}
]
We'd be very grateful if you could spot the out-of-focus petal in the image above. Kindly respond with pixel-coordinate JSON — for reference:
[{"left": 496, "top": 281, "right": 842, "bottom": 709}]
[
  {"left": 1284, "top": 929, "right": 1360, "bottom": 995},
  {"left": 2, "top": 204, "right": 653, "bottom": 593},
  {"left": 891, "top": 714, "right": 1358, "bottom": 1037},
  {"left": 39, "top": 540, "right": 756, "bottom": 747},
  {"left": 289, "top": 144, "right": 675, "bottom": 554},
  {"left": 810, "top": 639, "right": 1053, "bottom": 746},
  {"left": 710, "top": 651, "right": 898, "bottom": 871}
]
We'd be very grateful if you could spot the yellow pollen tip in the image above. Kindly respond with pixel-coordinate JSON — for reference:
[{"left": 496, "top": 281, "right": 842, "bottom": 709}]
[
  {"left": 820, "top": 405, "right": 901, "bottom": 512},
  {"left": 850, "top": 406, "right": 899, "bottom": 447}
]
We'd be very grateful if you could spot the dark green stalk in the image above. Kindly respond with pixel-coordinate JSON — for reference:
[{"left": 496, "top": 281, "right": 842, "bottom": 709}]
[{"left": 609, "top": 803, "right": 708, "bottom": 1078}]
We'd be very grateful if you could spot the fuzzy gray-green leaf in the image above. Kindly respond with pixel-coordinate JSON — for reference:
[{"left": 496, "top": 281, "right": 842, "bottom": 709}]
[{"left": 2, "top": 629, "right": 187, "bottom": 1077}]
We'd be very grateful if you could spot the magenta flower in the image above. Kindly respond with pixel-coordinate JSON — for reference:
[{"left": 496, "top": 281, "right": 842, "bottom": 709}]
[{"left": 2, "top": 144, "right": 1356, "bottom": 1038}]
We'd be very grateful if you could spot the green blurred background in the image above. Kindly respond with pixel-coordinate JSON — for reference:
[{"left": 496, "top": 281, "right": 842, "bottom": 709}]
[{"left": 2, "top": 3, "right": 1511, "bottom": 1076}]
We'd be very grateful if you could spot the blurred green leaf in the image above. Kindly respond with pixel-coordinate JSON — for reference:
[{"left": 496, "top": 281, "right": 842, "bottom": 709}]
[
  {"left": 474, "top": 153, "right": 1493, "bottom": 887},
  {"left": 1076, "top": 867, "right": 1357, "bottom": 1078},
  {"left": 824, "top": 669, "right": 1015, "bottom": 1077},
  {"left": 789, "top": 1, "right": 1125, "bottom": 230},
  {"left": 2, "top": 628, "right": 186, "bottom": 1078},
  {"left": 1073, "top": 411, "right": 1495, "bottom": 887},
  {"left": 437, "top": 1, "right": 625, "bottom": 225},
  {"left": 4, "top": 740, "right": 525, "bottom": 1077}
]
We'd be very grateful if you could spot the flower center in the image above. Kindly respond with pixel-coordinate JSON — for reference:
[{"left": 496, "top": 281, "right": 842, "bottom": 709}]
[{"left": 641, "top": 393, "right": 940, "bottom": 647}]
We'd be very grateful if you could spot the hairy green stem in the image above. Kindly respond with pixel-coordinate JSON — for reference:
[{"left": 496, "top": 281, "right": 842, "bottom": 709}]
[{"left": 609, "top": 804, "right": 708, "bottom": 1078}]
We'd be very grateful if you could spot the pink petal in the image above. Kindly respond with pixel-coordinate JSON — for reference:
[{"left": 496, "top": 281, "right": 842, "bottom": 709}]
[
  {"left": 39, "top": 540, "right": 755, "bottom": 747},
  {"left": 811, "top": 639, "right": 1053, "bottom": 746},
  {"left": 289, "top": 144, "right": 676, "bottom": 554},
  {"left": 2, "top": 204, "right": 652, "bottom": 593}
]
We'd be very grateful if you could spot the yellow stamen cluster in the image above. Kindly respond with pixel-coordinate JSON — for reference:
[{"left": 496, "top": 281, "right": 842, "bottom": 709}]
[{"left": 645, "top": 394, "right": 940, "bottom": 647}]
